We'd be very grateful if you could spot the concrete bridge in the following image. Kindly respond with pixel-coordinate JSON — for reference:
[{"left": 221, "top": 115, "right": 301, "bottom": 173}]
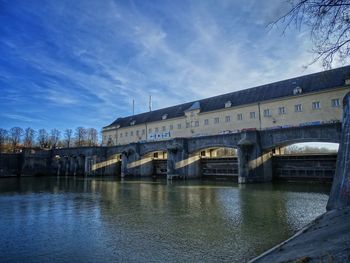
[
  {"left": 11, "top": 93, "right": 350, "bottom": 209},
  {"left": 19, "top": 123, "right": 340, "bottom": 182}
]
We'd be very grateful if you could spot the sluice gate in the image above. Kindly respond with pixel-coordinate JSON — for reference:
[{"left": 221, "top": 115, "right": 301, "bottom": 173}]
[
  {"left": 201, "top": 157, "right": 238, "bottom": 179},
  {"left": 273, "top": 154, "right": 337, "bottom": 182},
  {"left": 153, "top": 159, "right": 167, "bottom": 176}
]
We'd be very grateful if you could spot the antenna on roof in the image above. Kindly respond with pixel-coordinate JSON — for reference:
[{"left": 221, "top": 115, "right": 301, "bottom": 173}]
[
  {"left": 149, "top": 95, "right": 152, "bottom": 112},
  {"left": 132, "top": 99, "right": 135, "bottom": 116}
]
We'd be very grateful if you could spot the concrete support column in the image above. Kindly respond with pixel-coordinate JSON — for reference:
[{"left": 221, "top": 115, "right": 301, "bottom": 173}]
[
  {"left": 121, "top": 145, "right": 140, "bottom": 177},
  {"left": 166, "top": 139, "right": 197, "bottom": 179},
  {"left": 64, "top": 157, "right": 69, "bottom": 176},
  {"left": 327, "top": 92, "right": 350, "bottom": 210},
  {"left": 76, "top": 155, "right": 84, "bottom": 176},
  {"left": 237, "top": 131, "right": 272, "bottom": 183}
]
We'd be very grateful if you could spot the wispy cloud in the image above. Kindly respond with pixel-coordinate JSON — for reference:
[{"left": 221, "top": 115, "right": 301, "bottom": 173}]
[{"left": 0, "top": 0, "right": 333, "bottom": 131}]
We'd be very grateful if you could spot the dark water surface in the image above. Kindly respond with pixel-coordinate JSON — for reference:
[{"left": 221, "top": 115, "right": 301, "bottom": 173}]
[{"left": 0, "top": 177, "right": 330, "bottom": 262}]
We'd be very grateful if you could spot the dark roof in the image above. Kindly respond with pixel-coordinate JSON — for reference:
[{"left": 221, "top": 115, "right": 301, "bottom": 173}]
[{"left": 104, "top": 65, "right": 350, "bottom": 129}]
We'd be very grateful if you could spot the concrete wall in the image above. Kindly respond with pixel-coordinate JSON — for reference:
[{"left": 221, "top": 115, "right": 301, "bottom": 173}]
[
  {"left": 0, "top": 123, "right": 343, "bottom": 185},
  {"left": 0, "top": 153, "right": 22, "bottom": 177},
  {"left": 327, "top": 92, "right": 350, "bottom": 209}
]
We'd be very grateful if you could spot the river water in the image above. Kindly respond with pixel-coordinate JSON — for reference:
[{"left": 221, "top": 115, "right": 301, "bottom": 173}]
[{"left": 0, "top": 177, "right": 330, "bottom": 262}]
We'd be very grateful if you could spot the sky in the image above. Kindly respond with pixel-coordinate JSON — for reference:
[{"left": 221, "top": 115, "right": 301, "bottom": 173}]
[{"left": 0, "top": 0, "right": 346, "bottom": 132}]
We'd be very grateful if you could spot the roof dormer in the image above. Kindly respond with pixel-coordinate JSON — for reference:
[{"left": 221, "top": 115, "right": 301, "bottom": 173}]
[
  {"left": 162, "top": 114, "right": 168, "bottom": 120},
  {"left": 225, "top": 100, "right": 232, "bottom": 108},
  {"left": 293, "top": 86, "right": 303, "bottom": 95}
]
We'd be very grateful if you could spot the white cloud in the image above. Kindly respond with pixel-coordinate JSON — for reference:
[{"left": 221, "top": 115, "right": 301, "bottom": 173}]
[{"left": 0, "top": 0, "right": 333, "bottom": 130}]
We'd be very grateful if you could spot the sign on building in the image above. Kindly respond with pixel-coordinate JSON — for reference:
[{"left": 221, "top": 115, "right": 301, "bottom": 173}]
[{"left": 148, "top": 132, "right": 171, "bottom": 141}]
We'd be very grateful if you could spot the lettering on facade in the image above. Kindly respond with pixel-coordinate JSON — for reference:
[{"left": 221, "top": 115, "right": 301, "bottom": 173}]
[{"left": 148, "top": 132, "right": 171, "bottom": 141}]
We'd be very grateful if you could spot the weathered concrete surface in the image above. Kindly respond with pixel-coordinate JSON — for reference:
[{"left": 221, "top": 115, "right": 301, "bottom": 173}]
[
  {"left": 259, "top": 123, "right": 341, "bottom": 150},
  {"left": 0, "top": 123, "right": 343, "bottom": 181},
  {"left": 327, "top": 92, "right": 350, "bottom": 210},
  {"left": 0, "top": 153, "right": 22, "bottom": 176},
  {"left": 249, "top": 206, "right": 350, "bottom": 263}
]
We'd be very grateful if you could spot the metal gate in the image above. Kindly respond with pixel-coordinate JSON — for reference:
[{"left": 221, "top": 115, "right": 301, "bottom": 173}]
[
  {"left": 153, "top": 159, "right": 167, "bottom": 176},
  {"left": 201, "top": 157, "right": 238, "bottom": 178}
]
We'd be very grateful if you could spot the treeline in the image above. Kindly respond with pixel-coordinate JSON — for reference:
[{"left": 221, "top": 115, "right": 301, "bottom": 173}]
[
  {"left": 0, "top": 127, "right": 100, "bottom": 153},
  {"left": 284, "top": 145, "right": 338, "bottom": 154}
]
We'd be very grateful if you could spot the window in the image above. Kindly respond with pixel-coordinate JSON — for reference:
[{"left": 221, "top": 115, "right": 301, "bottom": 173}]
[
  {"left": 225, "top": 116, "right": 231, "bottom": 123},
  {"left": 142, "top": 129, "right": 145, "bottom": 135},
  {"left": 194, "top": 121, "right": 199, "bottom": 127},
  {"left": 237, "top": 113, "right": 243, "bottom": 120},
  {"left": 120, "top": 133, "right": 123, "bottom": 138},
  {"left": 170, "top": 124, "right": 173, "bottom": 130},
  {"left": 136, "top": 130, "right": 139, "bottom": 136},
  {"left": 278, "top": 106, "right": 286, "bottom": 115},
  {"left": 312, "top": 101, "right": 321, "bottom": 110},
  {"left": 155, "top": 127, "right": 159, "bottom": 132},
  {"left": 125, "top": 132, "right": 128, "bottom": 137},
  {"left": 149, "top": 128, "right": 152, "bottom": 133},
  {"left": 130, "top": 131, "right": 133, "bottom": 136},
  {"left": 264, "top": 109, "right": 271, "bottom": 117},
  {"left": 204, "top": 119, "right": 209, "bottom": 125},
  {"left": 103, "top": 135, "right": 106, "bottom": 141},
  {"left": 177, "top": 123, "right": 181, "bottom": 129},
  {"left": 162, "top": 114, "right": 168, "bottom": 120},
  {"left": 214, "top": 117, "right": 220, "bottom": 124},
  {"left": 186, "top": 122, "right": 190, "bottom": 128},
  {"left": 250, "top": 112, "right": 256, "bottom": 119},
  {"left": 162, "top": 126, "right": 166, "bottom": 131},
  {"left": 225, "top": 101, "right": 232, "bottom": 108},
  {"left": 295, "top": 104, "right": 302, "bottom": 112},
  {"left": 332, "top": 98, "right": 340, "bottom": 107}
]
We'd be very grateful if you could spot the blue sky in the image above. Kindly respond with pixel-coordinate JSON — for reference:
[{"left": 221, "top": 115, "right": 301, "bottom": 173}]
[{"left": 0, "top": 0, "right": 343, "bottom": 132}]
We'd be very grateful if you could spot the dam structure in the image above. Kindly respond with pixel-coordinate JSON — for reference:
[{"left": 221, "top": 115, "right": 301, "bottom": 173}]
[{"left": 2, "top": 66, "right": 350, "bottom": 185}]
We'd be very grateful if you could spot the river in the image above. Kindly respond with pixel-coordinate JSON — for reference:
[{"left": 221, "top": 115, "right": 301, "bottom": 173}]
[{"left": 0, "top": 177, "right": 330, "bottom": 262}]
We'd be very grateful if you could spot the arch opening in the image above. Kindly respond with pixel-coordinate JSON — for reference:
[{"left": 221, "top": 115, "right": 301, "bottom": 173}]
[
  {"left": 193, "top": 147, "right": 238, "bottom": 180},
  {"left": 142, "top": 151, "right": 168, "bottom": 177},
  {"left": 272, "top": 142, "right": 339, "bottom": 182}
]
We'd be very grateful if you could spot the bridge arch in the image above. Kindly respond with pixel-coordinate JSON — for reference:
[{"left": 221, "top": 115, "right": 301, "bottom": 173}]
[
  {"left": 139, "top": 141, "right": 168, "bottom": 157},
  {"left": 187, "top": 133, "right": 241, "bottom": 154},
  {"left": 260, "top": 123, "right": 341, "bottom": 151}
]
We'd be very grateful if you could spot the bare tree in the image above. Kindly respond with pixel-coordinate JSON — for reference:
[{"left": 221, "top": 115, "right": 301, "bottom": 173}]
[
  {"left": 0, "top": 128, "right": 8, "bottom": 153},
  {"left": 50, "top": 129, "right": 61, "bottom": 149},
  {"left": 37, "top": 129, "right": 49, "bottom": 148},
  {"left": 75, "top": 127, "right": 87, "bottom": 147},
  {"left": 10, "top": 127, "right": 23, "bottom": 152},
  {"left": 23, "top": 127, "right": 36, "bottom": 148},
  {"left": 272, "top": 0, "right": 350, "bottom": 68},
  {"left": 64, "top": 128, "right": 73, "bottom": 148},
  {"left": 284, "top": 144, "right": 302, "bottom": 154},
  {"left": 87, "top": 128, "right": 98, "bottom": 146}
]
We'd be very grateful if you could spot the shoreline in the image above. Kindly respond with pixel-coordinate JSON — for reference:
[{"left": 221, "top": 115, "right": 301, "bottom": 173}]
[{"left": 249, "top": 206, "right": 350, "bottom": 263}]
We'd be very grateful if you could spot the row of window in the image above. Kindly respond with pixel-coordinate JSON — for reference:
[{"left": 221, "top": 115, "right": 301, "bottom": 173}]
[{"left": 116, "top": 99, "right": 340, "bottom": 139}]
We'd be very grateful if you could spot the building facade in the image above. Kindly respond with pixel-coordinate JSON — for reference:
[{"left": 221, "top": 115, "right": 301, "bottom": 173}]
[{"left": 102, "top": 66, "right": 350, "bottom": 146}]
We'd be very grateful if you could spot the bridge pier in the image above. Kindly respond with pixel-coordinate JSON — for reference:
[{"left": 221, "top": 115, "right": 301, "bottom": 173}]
[
  {"left": 121, "top": 145, "right": 141, "bottom": 177},
  {"left": 167, "top": 139, "right": 197, "bottom": 179},
  {"left": 327, "top": 92, "right": 350, "bottom": 210},
  {"left": 237, "top": 132, "right": 272, "bottom": 183}
]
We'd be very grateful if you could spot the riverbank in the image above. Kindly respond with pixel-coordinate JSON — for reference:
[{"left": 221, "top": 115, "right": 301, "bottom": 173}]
[{"left": 250, "top": 206, "right": 350, "bottom": 263}]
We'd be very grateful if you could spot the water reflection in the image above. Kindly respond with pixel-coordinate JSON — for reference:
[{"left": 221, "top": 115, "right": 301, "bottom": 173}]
[{"left": 0, "top": 177, "right": 329, "bottom": 262}]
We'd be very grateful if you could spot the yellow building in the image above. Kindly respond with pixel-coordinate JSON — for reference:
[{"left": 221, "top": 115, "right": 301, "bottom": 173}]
[{"left": 102, "top": 66, "right": 350, "bottom": 146}]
